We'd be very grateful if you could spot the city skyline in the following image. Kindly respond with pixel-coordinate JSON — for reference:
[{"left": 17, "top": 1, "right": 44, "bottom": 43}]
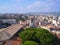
[{"left": 0, "top": 0, "right": 60, "bottom": 13}]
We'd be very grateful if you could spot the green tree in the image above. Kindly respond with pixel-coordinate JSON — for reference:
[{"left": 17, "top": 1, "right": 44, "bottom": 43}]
[
  {"left": 16, "top": 18, "right": 20, "bottom": 23},
  {"left": 19, "top": 28, "right": 57, "bottom": 45},
  {"left": 22, "top": 41, "right": 38, "bottom": 45}
]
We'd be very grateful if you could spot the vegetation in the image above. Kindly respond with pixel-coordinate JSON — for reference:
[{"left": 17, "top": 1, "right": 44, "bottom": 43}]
[
  {"left": 22, "top": 41, "right": 38, "bottom": 45},
  {"left": 16, "top": 15, "right": 28, "bottom": 22},
  {"left": 19, "top": 28, "right": 57, "bottom": 45},
  {"left": 16, "top": 18, "right": 20, "bottom": 22}
]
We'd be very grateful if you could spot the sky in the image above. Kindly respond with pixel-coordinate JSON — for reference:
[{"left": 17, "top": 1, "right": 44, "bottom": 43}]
[{"left": 0, "top": 0, "right": 60, "bottom": 13}]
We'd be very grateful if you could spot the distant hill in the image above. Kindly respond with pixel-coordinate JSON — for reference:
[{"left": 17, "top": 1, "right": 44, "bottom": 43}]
[
  {"left": 0, "top": 12, "right": 60, "bottom": 16},
  {"left": 26, "top": 12, "right": 60, "bottom": 16}
]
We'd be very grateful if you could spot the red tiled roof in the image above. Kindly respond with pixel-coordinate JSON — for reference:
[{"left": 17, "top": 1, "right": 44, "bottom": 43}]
[{"left": 4, "top": 37, "right": 22, "bottom": 45}]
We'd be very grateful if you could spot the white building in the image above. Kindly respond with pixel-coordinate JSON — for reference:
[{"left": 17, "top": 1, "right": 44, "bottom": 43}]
[
  {"left": 52, "top": 19, "right": 57, "bottom": 26},
  {"left": 58, "top": 16, "right": 60, "bottom": 22},
  {"left": 39, "top": 22, "right": 41, "bottom": 26},
  {"left": 1, "top": 19, "right": 17, "bottom": 24}
]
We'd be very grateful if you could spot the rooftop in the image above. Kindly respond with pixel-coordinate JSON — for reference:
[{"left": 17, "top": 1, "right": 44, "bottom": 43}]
[{"left": 0, "top": 24, "right": 23, "bottom": 41}]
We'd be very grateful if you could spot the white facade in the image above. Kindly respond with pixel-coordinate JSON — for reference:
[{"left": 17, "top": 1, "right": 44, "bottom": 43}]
[
  {"left": 52, "top": 20, "right": 57, "bottom": 26},
  {"left": 58, "top": 17, "right": 60, "bottom": 19},
  {"left": 58, "top": 17, "right": 60, "bottom": 22},
  {"left": 39, "top": 22, "right": 41, "bottom": 26},
  {"left": 1, "top": 19, "right": 16, "bottom": 24}
]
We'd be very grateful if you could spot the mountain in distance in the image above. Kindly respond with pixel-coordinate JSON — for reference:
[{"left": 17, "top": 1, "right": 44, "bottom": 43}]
[
  {"left": 0, "top": 12, "right": 60, "bottom": 16},
  {"left": 26, "top": 12, "right": 60, "bottom": 16}
]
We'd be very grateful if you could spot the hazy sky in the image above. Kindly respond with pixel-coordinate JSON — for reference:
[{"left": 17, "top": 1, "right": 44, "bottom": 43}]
[{"left": 0, "top": 0, "right": 60, "bottom": 13}]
